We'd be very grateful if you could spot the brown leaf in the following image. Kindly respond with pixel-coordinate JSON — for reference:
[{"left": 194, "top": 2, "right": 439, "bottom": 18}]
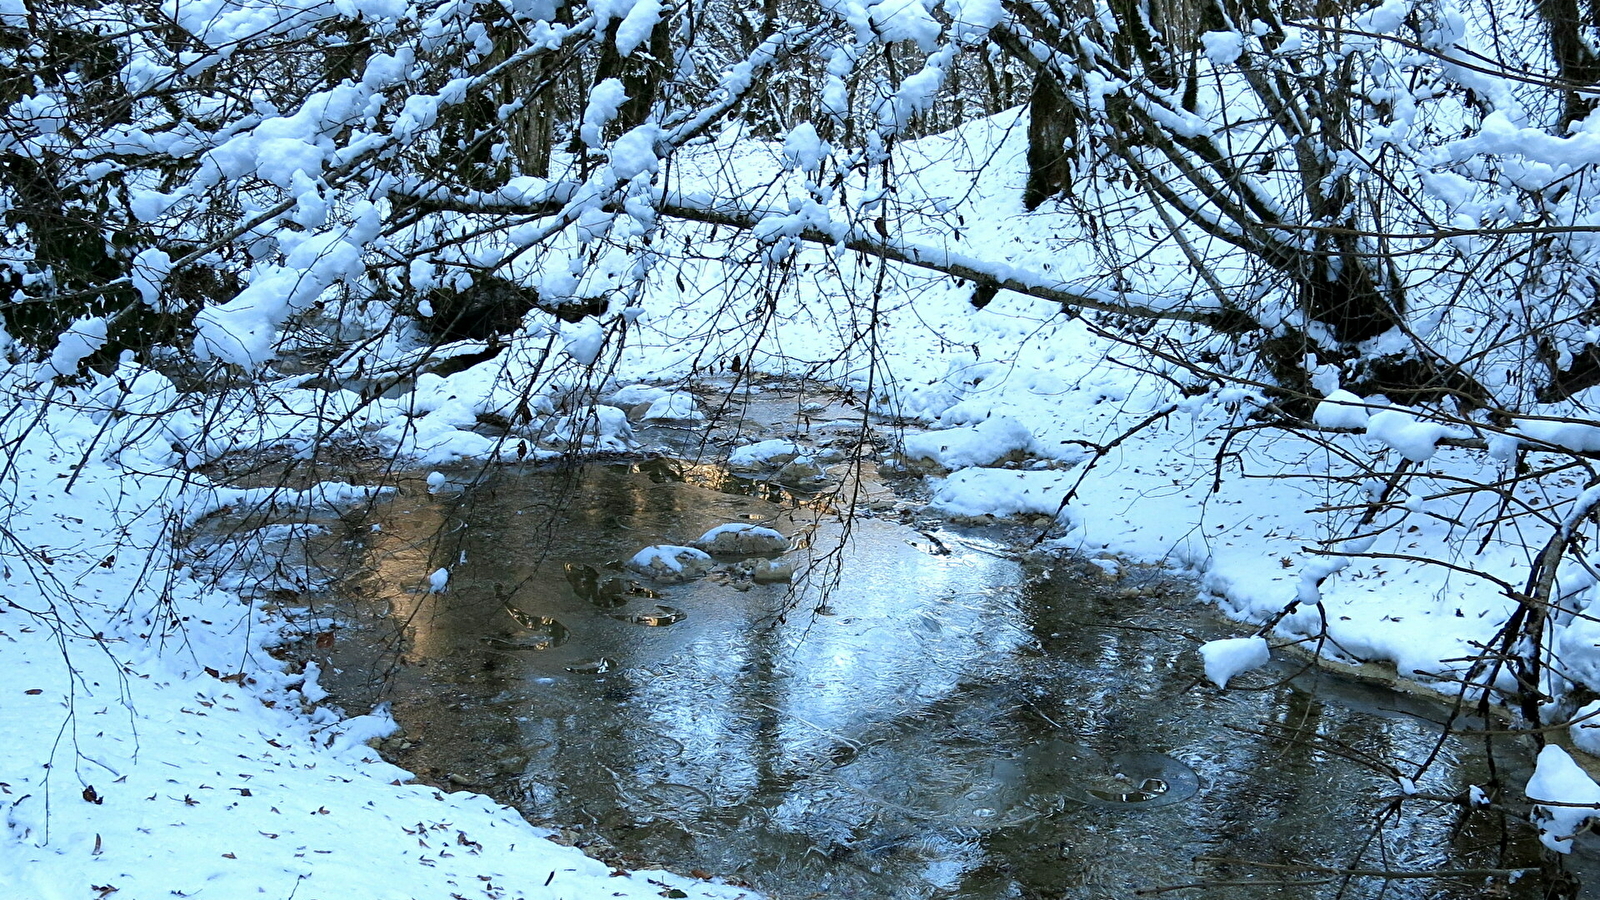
[
  {"left": 24, "top": 689, "right": 41, "bottom": 695},
  {"left": 314, "top": 631, "right": 335, "bottom": 649},
  {"left": 82, "top": 785, "right": 102, "bottom": 804},
  {"left": 221, "top": 852, "right": 236, "bottom": 859}
]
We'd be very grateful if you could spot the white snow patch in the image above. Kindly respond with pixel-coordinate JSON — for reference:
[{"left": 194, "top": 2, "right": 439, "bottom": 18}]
[
  {"left": 1312, "top": 390, "right": 1372, "bottom": 430},
  {"left": 1526, "top": 745, "right": 1600, "bottom": 853},
  {"left": 1200, "top": 31, "right": 1244, "bottom": 65},
  {"left": 904, "top": 415, "right": 1039, "bottom": 468},
  {"left": 1199, "top": 636, "right": 1270, "bottom": 689},
  {"left": 729, "top": 438, "right": 804, "bottom": 470},
  {"left": 1366, "top": 409, "right": 1465, "bottom": 462},
  {"left": 929, "top": 468, "right": 1074, "bottom": 520},
  {"left": 640, "top": 391, "right": 704, "bottom": 421}
]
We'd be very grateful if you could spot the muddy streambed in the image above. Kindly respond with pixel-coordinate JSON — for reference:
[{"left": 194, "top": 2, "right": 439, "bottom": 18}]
[{"left": 194, "top": 395, "right": 1557, "bottom": 899}]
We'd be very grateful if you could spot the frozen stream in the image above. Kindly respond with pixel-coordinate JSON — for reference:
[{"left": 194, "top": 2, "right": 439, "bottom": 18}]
[{"left": 197, "top": 389, "right": 1557, "bottom": 899}]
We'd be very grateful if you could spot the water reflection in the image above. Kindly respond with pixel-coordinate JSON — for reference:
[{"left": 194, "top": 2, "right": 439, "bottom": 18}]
[{"left": 246, "top": 462, "right": 1548, "bottom": 899}]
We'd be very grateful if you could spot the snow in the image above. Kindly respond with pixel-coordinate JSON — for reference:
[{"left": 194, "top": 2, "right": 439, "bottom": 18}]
[
  {"left": 613, "top": 0, "right": 662, "bottom": 56},
  {"left": 867, "top": 0, "right": 941, "bottom": 51},
  {"left": 694, "top": 523, "right": 789, "bottom": 555},
  {"left": 1526, "top": 745, "right": 1600, "bottom": 853},
  {"left": 44, "top": 316, "right": 109, "bottom": 378},
  {"left": 1515, "top": 416, "right": 1600, "bottom": 453},
  {"left": 640, "top": 391, "right": 704, "bottom": 421},
  {"left": 902, "top": 415, "right": 1038, "bottom": 468},
  {"left": 728, "top": 439, "right": 804, "bottom": 470},
  {"left": 581, "top": 77, "right": 628, "bottom": 146},
  {"left": 18, "top": 10, "right": 1600, "bottom": 891},
  {"left": 929, "top": 469, "right": 1075, "bottom": 520},
  {"left": 783, "top": 122, "right": 829, "bottom": 172},
  {"left": 1573, "top": 700, "right": 1600, "bottom": 755},
  {"left": 1365, "top": 408, "right": 1465, "bottom": 462},
  {"left": 1200, "top": 31, "right": 1244, "bottom": 66},
  {"left": 1312, "top": 389, "right": 1373, "bottom": 429},
  {"left": 609, "top": 124, "right": 662, "bottom": 180},
  {"left": 548, "top": 405, "right": 634, "bottom": 451},
  {"left": 0, "top": 379, "right": 757, "bottom": 900},
  {"left": 1198, "top": 637, "right": 1271, "bottom": 689},
  {"left": 627, "top": 545, "right": 714, "bottom": 582}
]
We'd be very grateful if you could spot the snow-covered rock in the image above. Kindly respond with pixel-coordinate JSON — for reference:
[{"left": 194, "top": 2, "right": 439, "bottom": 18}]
[
  {"left": 1526, "top": 745, "right": 1600, "bottom": 853},
  {"left": 694, "top": 523, "right": 789, "bottom": 556},
  {"left": 608, "top": 383, "right": 670, "bottom": 406},
  {"left": 1311, "top": 390, "right": 1372, "bottom": 430},
  {"left": 547, "top": 405, "right": 634, "bottom": 451},
  {"left": 903, "top": 415, "right": 1039, "bottom": 470},
  {"left": 627, "top": 545, "right": 714, "bottom": 583},
  {"left": 640, "top": 391, "right": 704, "bottom": 422},
  {"left": 1199, "top": 637, "right": 1270, "bottom": 689},
  {"left": 929, "top": 468, "right": 1074, "bottom": 520},
  {"left": 728, "top": 438, "right": 804, "bottom": 471}
]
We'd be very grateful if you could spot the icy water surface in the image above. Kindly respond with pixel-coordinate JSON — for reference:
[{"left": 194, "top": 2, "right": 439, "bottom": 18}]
[{"left": 194, "top": 384, "right": 1566, "bottom": 898}]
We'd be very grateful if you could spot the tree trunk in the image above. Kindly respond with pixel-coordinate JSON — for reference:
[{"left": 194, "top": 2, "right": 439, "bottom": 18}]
[{"left": 1024, "top": 73, "right": 1075, "bottom": 209}]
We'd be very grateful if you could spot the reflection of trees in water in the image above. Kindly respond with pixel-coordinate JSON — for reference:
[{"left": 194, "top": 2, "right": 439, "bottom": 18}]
[{"left": 218, "top": 460, "right": 1551, "bottom": 899}]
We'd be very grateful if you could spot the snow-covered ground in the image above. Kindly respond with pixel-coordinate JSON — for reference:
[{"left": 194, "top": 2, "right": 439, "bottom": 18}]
[
  {"left": 7, "top": 106, "right": 1600, "bottom": 892},
  {"left": 0, "top": 390, "right": 759, "bottom": 898}
]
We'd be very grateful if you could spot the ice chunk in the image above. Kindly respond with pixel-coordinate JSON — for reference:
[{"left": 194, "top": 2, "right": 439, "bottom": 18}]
[{"left": 1199, "top": 636, "right": 1269, "bottom": 689}]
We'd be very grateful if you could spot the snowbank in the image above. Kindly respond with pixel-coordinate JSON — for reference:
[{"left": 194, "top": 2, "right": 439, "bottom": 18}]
[{"left": 0, "top": 382, "right": 756, "bottom": 900}]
